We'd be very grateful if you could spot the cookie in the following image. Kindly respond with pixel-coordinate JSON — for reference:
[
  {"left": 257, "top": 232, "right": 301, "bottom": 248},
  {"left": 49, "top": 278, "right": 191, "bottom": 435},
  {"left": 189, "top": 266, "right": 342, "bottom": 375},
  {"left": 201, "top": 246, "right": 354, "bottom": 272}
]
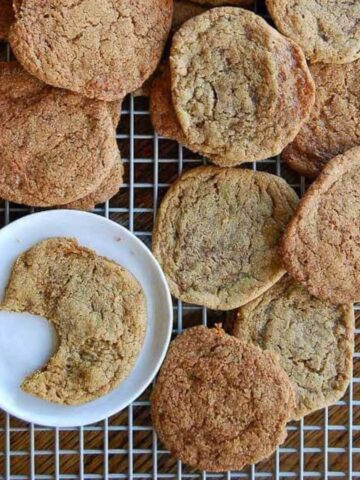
[
  {"left": 10, "top": 0, "right": 173, "bottom": 101},
  {"left": 62, "top": 154, "right": 123, "bottom": 211},
  {"left": 153, "top": 166, "right": 298, "bottom": 310},
  {"left": 266, "top": 0, "right": 360, "bottom": 64},
  {"left": 280, "top": 147, "right": 360, "bottom": 304},
  {"left": 0, "top": 62, "right": 117, "bottom": 207},
  {"left": 1, "top": 238, "right": 147, "bottom": 405},
  {"left": 283, "top": 61, "right": 360, "bottom": 178},
  {"left": 170, "top": 7, "right": 314, "bottom": 166},
  {"left": 232, "top": 275, "right": 354, "bottom": 419},
  {"left": 0, "top": 0, "right": 14, "bottom": 40},
  {"left": 151, "top": 325, "right": 295, "bottom": 472}
]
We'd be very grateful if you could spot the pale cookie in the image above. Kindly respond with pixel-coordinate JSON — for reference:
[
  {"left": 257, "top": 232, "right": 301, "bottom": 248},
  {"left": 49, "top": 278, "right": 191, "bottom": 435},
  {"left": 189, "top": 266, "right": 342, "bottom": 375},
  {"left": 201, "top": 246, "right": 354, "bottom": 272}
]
[
  {"left": 1, "top": 238, "right": 147, "bottom": 405},
  {"left": 0, "top": 62, "right": 117, "bottom": 207},
  {"left": 280, "top": 147, "right": 360, "bottom": 304},
  {"left": 232, "top": 275, "right": 354, "bottom": 419},
  {"left": 153, "top": 166, "right": 298, "bottom": 310},
  {"left": 170, "top": 7, "right": 314, "bottom": 166},
  {"left": 283, "top": 61, "right": 360, "bottom": 178},
  {"left": 10, "top": 0, "right": 173, "bottom": 101},
  {"left": 0, "top": 0, "right": 14, "bottom": 40},
  {"left": 151, "top": 326, "right": 295, "bottom": 472},
  {"left": 266, "top": 0, "right": 360, "bottom": 64}
]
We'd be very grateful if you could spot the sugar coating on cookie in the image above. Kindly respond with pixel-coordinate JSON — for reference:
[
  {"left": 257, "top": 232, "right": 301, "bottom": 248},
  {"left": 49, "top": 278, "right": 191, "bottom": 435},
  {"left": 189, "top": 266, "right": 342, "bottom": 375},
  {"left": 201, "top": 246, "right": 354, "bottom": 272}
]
[
  {"left": 280, "top": 147, "right": 360, "bottom": 304},
  {"left": 266, "top": 0, "right": 360, "bottom": 64},
  {"left": 153, "top": 166, "right": 298, "bottom": 310},
  {"left": 10, "top": 0, "right": 173, "bottom": 101},
  {"left": 1, "top": 238, "right": 147, "bottom": 405},
  {"left": 0, "top": 0, "right": 14, "bottom": 40},
  {"left": 0, "top": 62, "right": 117, "bottom": 207},
  {"left": 151, "top": 326, "right": 295, "bottom": 472},
  {"left": 170, "top": 7, "right": 315, "bottom": 166},
  {"left": 283, "top": 61, "right": 360, "bottom": 178},
  {"left": 232, "top": 275, "right": 354, "bottom": 419}
]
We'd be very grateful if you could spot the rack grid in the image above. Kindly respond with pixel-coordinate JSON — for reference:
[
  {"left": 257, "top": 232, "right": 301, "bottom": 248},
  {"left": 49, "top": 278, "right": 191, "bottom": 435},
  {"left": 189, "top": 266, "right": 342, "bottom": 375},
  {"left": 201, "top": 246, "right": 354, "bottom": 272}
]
[{"left": 1, "top": 1, "right": 360, "bottom": 478}]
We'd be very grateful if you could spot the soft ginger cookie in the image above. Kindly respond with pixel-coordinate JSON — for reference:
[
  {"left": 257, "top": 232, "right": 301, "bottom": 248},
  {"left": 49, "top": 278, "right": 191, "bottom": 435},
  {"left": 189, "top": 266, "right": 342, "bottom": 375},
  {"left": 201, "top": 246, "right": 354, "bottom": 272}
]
[
  {"left": 0, "top": 0, "right": 14, "bottom": 40},
  {"left": 153, "top": 166, "right": 298, "bottom": 310},
  {"left": 266, "top": 0, "right": 360, "bottom": 64},
  {"left": 1, "top": 238, "right": 147, "bottom": 405},
  {"left": 0, "top": 62, "right": 117, "bottom": 207},
  {"left": 10, "top": 0, "right": 173, "bottom": 101},
  {"left": 280, "top": 147, "right": 360, "bottom": 304},
  {"left": 283, "top": 61, "right": 360, "bottom": 178},
  {"left": 232, "top": 275, "right": 354, "bottom": 419},
  {"left": 151, "top": 326, "right": 295, "bottom": 472},
  {"left": 170, "top": 7, "right": 315, "bottom": 166}
]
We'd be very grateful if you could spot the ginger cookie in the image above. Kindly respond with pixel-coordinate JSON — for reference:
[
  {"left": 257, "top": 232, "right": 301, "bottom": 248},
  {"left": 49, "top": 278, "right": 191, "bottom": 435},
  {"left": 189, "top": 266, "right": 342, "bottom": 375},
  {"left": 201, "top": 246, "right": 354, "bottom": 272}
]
[
  {"left": 0, "top": 62, "right": 117, "bottom": 207},
  {"left": 283, "top": 61, "right": 360, "bottom": 178},
  {"left": 266, "top": 0, "right": 360, "bottom": 64},
  {"left": 1, "top": 238, "right": 147, "bottom": 405},
  {"left": 10, "top": 0, "right": 173, "bottom": 101},
  {"left": 153, "top": 166, "right": 298, "bottom": 310},
  {"left": 232, "top": 275, "right": 354, "bottom": 419},
  {"left": 170, "top": 7, "right": 314, "bottom": 166},
  {"left": 62, "top": 154, "right": 123, "bottom": 211},
  {"left": 0, "top": 0, "right": 14, "bottom": 40},
  {"left": 151, "top": 325, "right": 295, "bottom": 472},
  {"left": 280, "top": 147, "right": 360, "bottom": 304}
]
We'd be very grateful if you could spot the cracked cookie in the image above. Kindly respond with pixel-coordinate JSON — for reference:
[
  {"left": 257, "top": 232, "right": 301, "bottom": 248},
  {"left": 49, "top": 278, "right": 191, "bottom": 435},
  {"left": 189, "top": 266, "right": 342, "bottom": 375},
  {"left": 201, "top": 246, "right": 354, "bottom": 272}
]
[
  {"left": 266, "top": 0, "right": 360, "bottom": 64},
  {"left": 0, "top": 0, "right": 14, "bottom": 40},
  {"left": 280, "top": 147, "right": 360, "bottom": 304},
  {"left": 283, "top": 61, "right": 360, "bottom": 178},
  {"left": 1, "top": 238, "right": 147, "bottom": 405},
  {"left": 170, "top": 7, "right": 314, "bottom": 166},
  {"left": 152, "top": 166, "right": 298, "bottom": 310},
  {"left": 232, "top": 275, "right": 354, "bottom": 419},
  {"left": 10, "top": 0, "right": 173, "bottom": 101},
  {"left": 0, "top": 62, "right": 117, "bottom": 207},
  {"left": 151, "top": 325, "right": 295, "bottom": 472}
]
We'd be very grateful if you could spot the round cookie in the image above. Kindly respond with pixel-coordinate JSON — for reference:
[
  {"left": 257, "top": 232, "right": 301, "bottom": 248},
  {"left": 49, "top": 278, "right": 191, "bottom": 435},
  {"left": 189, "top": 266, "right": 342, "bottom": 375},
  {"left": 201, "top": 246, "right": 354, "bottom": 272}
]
[
  {"left": 1, "top": 238, "right": 147, "bottom": 405},
  {"left": 0, "top": 0, "right": 14, "bottom": 40},
  {"left": 280, "top": 147, "right": 360, "bottom": 304},
  {"left": 266, "top": 0, "right": 360, "bottom": 64},
  {"left": 170, "top": 7, "right": 315, "bottom": 166},
  {"left": 232, "top": 275, "right": 354, "bottom": 420},
  {"left": 151, "top": 325, "right": 295, "bottom": 472},
  {"left": 283, "top": 61, "right": 360, "bottom": 178},
  {"left": 0, "top": 62, "right": 117, "bottom": 207},
  {"left": 152, "top": 166, "right": 299, "bottom": 310},
  {"left": 9, "top": 0, "right": 173, "bottom": 101}
]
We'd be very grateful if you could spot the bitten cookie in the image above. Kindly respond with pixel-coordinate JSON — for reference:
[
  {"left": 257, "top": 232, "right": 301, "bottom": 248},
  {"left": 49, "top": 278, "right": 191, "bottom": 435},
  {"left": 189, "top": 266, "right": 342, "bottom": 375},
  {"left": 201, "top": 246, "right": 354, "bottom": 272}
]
[
  {"left": 0, "top": 62, "right": 117, "bottom": 207},
  {"left": 1, "top": 238, "right": 147, "bottom": 405},
  {"left": 153, "top": 166, "right": 298, "bottom": 310},
  {"left": 0, "top": 0, "right": 14, "bottom": 40},
  {"left": 10, "top": 0, "right": 173, "bottom": 100},
  {"left": 280, "top": 147, "right": 360, "bottom": 304},
  {"left": 232, "top": 275, "right": 354, "bottom": 419},
  {"left": 151, "top": 326, "right": 295, "bottom": 472},
  {"left": 266, "top": 0, "right": 360, "bottom": 64},
  {"left": 170, "top": 7, "right": 315, "bottom": 166},
  {"left": 283, "top": 61, "right": 360, "bottom": 178}
]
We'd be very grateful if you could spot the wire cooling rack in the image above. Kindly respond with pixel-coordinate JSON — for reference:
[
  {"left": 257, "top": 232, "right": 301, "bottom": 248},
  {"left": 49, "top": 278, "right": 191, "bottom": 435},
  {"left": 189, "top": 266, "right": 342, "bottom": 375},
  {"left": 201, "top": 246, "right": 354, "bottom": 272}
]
[{"left": 0, "top": 1, "right": 360, "bottom": 478}]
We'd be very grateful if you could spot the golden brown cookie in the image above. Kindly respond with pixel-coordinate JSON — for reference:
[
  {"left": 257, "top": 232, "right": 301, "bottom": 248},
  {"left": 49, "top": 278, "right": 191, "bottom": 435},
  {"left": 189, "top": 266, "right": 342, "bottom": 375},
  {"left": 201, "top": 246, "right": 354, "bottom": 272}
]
[
  {"left": 151, "top": 325, "right": 295, "bottom": 472},
  {"left": 232, "top": 275, "right": 354, "bottom": 419},
  {"left": 170, "top": 7, "right": 315, "bottom": 166},
  {"left": 280, "top": 147, "right": 360, "bottom": 304},
  {"left": 10, "top": 0, "right": 173, "bottom": 101},
  {"left": 0, "top": 0, "right": 14, "bottom": 40},
  {"left": 153, "top": 166, "right": 298, "bottom": 310},
  {"left": 0, "top": 62, "right": 117, "bottom": 207},
  {"left": 283, "top": 61, "right": 360, "bottom": 178},
  {"left": 266, "top": 0, "right": 360, "bottom": 64},
  {"left": 1, "top": 238, "right": 147, "bottom": 405}
]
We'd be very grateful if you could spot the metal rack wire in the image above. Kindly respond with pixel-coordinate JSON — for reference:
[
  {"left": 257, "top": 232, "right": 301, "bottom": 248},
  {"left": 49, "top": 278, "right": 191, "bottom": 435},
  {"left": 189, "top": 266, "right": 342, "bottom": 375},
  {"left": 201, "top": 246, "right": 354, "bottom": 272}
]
[{"left": 0, "top": 0, "right": 360, "bottom": 477}]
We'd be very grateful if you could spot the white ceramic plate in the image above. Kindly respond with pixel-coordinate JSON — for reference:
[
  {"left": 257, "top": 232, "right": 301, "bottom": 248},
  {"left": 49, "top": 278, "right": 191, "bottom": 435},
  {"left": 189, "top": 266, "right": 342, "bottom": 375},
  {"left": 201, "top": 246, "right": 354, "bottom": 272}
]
[{"left": 0, "top": 210, "right": 172, "bottom": 427}]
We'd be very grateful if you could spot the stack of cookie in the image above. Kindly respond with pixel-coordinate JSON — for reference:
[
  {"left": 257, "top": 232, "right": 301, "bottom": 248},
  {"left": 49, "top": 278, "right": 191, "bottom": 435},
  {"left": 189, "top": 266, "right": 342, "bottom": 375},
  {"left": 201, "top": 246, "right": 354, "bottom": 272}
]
[{"left": 0, "top": 0, "right": 173, "bottom": 208}]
